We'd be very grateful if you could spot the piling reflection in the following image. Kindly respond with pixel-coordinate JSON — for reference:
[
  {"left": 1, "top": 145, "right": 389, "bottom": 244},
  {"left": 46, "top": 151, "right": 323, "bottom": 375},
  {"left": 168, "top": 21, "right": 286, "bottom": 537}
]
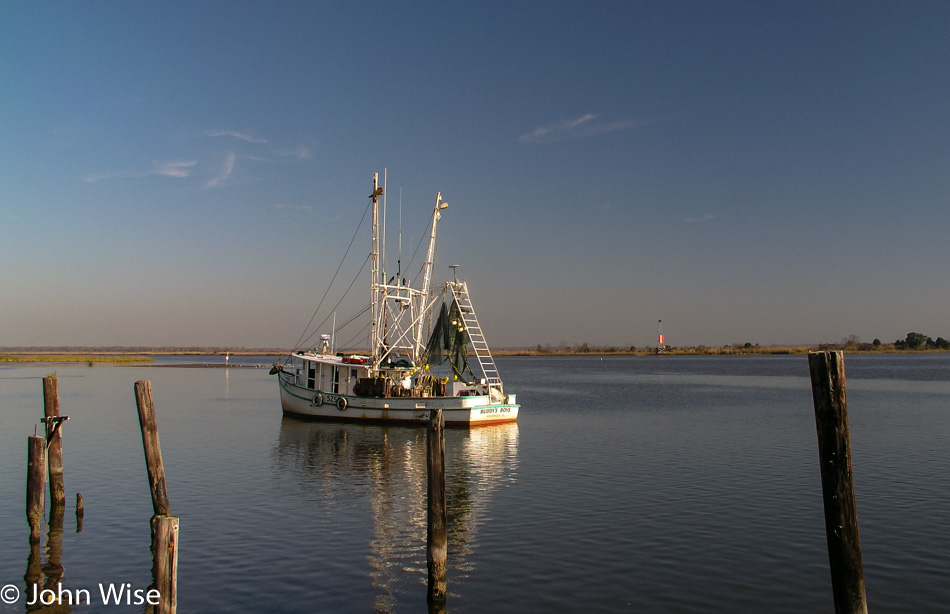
[
  {"left": 23, "top": 507, "right": 71, "bottom": 613},
  {"left": 44, "top": 508, "right": 66, "bottom": 592},
  {"left": 273, "top": 418, "right": 519, "bottom": 611},
  {"left": 24, "top": 542, "right": 43, "bottom": 613}
]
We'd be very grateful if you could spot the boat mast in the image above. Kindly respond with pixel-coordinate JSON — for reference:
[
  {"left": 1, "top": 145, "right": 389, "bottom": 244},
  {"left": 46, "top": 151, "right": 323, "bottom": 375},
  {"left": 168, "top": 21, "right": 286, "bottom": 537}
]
[
  {"left": 414, "top": 192, "right": 449, "bottom": 354},
  {"left": 370, "top": 173, "right": 383, "bottom": 372}
]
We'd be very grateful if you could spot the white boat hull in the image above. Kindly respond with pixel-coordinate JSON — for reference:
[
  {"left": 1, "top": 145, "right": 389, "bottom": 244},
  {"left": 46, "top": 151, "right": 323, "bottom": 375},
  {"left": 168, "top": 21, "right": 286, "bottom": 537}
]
[{"left": 279, "top": 373, "right": 519, "bottom": 426}]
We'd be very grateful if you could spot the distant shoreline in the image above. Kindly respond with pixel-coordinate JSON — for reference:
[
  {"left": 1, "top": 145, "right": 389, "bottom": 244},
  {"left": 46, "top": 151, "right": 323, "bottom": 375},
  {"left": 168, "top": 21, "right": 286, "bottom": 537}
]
[
  {"left": 0, "top": 348, "right": 287, "bottom": 357},
  {"left": 2, "top": 345, "right": 947, "bottom": 363},
  {"left": 0, "top": 348, "right": 285, "bottom": 365}
]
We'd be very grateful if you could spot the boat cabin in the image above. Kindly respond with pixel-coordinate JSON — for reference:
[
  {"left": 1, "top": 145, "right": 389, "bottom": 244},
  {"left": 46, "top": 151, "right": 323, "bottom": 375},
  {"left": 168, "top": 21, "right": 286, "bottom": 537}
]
[
  {"left": 288, "top": 353, "right": 371, "bottom": 396},
  {"left": 287, "top": 351, "right": 477, "bottom": 400}
]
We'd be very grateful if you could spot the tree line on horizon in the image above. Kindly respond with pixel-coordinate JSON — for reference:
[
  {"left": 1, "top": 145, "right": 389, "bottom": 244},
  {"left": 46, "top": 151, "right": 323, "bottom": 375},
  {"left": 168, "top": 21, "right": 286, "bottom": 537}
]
[
  {"left": 820, "top": 332, "right": 950, "bottom": 352},
  {"left": 517, "top": 331, "right": 950, "bottom": 356}
]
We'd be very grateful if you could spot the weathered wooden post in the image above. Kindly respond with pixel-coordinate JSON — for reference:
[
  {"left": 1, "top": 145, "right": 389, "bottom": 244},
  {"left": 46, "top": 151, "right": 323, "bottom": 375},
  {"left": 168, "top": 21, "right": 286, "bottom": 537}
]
[
  {"left": 426, "top": 409, "right": 447, "bottom": 607},
  {"left": 808, "top": 351, "right": 868, "bottom": 614},
  {"left": 26, "top": 435, "right": 46, "bottom": 543},
  {"left": 153, "top": 515, "right": 179, "bottom": 614},
  {"left": 134, "top": 380, "right": 179, "bottom": 613},
  {"left": 134, "top": 381, "right": 170, "bottom": 517},
  {"left": 43, "top": 375, "right": 67, "bottom": 510}
]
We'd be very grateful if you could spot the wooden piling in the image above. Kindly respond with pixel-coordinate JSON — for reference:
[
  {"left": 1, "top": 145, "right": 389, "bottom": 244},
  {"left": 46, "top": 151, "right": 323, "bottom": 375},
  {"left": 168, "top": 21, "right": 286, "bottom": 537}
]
[
  {"left": 49, "top": 496, "right": 65, "bottom": 540},
  {"left": 808, "top": 351, "right": 868, "bottom": 614},
  {"left": 26, "top": 436, "right": 46, "bottom": 543},
  {"left": 135, "top": 381, "right": 178, "bottom": 612},
  {"left": 426, "top": 409, "right": 447, "bottom": 606},
  {"left": 152, "top": 515, "right": 179, "bottom": 614},
  {"left": 76, "top": 493, "right": 85, "bottom": 533},
  {"left": 43, "top": 375, "right": 67, "bottom": 509},
  {"left": 134, "top": 381, "right": 170, "bottom": 516}
]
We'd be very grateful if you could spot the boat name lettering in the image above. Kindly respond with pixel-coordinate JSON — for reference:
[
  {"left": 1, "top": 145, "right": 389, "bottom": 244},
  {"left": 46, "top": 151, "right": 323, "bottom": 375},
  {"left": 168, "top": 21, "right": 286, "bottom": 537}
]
[{"left": 480, "top": 407, "right": 511, "bottom": 415}]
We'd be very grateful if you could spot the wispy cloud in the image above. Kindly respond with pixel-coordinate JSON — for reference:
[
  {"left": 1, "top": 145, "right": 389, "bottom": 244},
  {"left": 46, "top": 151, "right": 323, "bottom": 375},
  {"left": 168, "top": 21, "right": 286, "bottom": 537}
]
[
  {"left": 82, "top": 172, "right": 132, "bottom": 183},
  {"left": 154, "top": 160, "right": 197, "bottom": 178},
  {"left": 82, "top": 160, "right": 196, "bottom": 183},
  {"left": 519, "top": 113, "right": 651, "bottom": 143},
  {"left": 520, "top": 114, "right": 595, "bottom": 142},
  {"left": 275, "top": 145, "right": 313, "bottom": 160},
  {"left": 206, "top": 128, "right": 313, "bottom": 162},
  {"left": 205, "top": 152, "right": 235, "bottom": 188},
  {"left": 684, "top": 214, "right": 716, "bottom": 223},
  {"left": 205, "top": 129, "right": 268, "bottom": 144}
]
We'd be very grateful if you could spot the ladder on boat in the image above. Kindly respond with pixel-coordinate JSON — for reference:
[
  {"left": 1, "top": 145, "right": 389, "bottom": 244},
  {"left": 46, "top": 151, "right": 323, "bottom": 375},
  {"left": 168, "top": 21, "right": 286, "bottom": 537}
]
[{"left": 449, "top": 281, "right": 504, "bottom": 395}]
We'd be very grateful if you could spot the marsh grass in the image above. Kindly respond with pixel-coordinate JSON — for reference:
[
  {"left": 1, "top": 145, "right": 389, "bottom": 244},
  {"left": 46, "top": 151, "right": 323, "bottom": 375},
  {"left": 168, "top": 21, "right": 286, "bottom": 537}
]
[{"left": 0, "top": 355, "right": 154, "bottom": 364}]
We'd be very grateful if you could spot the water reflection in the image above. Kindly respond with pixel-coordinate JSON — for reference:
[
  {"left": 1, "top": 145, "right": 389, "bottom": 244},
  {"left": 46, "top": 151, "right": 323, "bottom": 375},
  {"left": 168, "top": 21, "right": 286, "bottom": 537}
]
[
  {"left": 273, "top": 418, "right": 519, "bottom": 610},
  {"left": 24, "top": 543, "right": 44, "bottom": 613},
  {"left": 24, "top": 507, "right": 70, "bottom": 613}
]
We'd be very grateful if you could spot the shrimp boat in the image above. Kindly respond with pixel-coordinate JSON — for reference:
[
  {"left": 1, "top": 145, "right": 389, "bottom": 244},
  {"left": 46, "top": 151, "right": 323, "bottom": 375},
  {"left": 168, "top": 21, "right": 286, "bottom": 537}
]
[{"left": 272, "top": 173, "right": 519, "bottom": 426}]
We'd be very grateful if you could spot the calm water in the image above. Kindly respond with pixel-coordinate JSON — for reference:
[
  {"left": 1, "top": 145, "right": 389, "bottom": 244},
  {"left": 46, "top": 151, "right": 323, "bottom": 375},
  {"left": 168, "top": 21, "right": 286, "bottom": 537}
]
[{"left": 1, "top": 355, "right": 949, "bottom": 613}]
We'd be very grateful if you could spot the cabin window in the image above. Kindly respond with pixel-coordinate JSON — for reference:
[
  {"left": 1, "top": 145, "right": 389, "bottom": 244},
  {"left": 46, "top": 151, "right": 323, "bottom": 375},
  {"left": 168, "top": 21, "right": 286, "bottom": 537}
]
[
  {"left": 332, "top": 367, "right": 340, "bottom": 394},
  {"left": 307, "top": 364, "right": 316, "bottom": 389}
]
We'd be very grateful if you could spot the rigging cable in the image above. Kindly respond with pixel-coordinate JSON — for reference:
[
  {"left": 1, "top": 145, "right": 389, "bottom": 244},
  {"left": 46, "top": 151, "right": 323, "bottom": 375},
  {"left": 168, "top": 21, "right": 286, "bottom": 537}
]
[
  {"left": 290, "top": 199, "right": 372, "bottom": 353},
  {"left": 335, "top": 319, "right": 372, "bottom": 353},
  {"left": 296, "top": 254, "right": 371, "bottom": 351}
]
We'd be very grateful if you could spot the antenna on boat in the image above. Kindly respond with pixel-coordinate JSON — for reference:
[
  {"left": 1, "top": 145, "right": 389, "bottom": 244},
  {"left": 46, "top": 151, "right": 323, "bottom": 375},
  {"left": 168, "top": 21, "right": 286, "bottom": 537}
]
[
  {"left": 450, "top": 264, "right": 460, "bottom": 283},
  {"left": 382, "top": 168, "right": 387, "bottom": 284},
  {"left": 397, "top": 187, "right": 402, "bottom": 281}
]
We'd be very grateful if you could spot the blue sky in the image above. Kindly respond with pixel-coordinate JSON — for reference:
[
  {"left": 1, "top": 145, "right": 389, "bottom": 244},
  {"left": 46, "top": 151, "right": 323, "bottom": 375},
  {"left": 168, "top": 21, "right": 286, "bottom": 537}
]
[{"left": 2, "top": 1, "right": 949, "bottom": 349}]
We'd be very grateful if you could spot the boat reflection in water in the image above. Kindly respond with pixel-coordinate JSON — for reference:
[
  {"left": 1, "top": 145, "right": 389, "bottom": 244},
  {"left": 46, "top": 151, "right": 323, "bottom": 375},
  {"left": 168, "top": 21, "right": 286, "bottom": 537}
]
[{"left": 273, "top": 417, "right": 519, "bottom": 610}]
